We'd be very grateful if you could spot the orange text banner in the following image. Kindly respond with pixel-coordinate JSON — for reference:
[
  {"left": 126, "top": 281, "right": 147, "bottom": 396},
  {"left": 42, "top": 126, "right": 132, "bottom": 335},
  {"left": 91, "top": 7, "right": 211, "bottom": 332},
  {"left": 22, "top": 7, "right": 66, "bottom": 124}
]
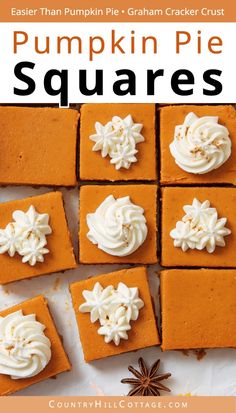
[
  {"left": 0, "top": 0, "right": 236, "bottom": 22},
  {"left": 0, "top": 396, "right": 235, "bottom": 413}
]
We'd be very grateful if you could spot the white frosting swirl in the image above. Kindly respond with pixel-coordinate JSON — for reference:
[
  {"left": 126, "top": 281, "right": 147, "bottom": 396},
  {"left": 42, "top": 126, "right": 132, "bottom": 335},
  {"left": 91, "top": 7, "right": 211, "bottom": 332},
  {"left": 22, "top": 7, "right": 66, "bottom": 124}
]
[
  {"left": 79, "top": 281, "right": 144, "bottom": 346},
  {"left": 0, "top": 310, "right": 51, "bottom": 379},
  {"left": 169, "top": 112, "right": 231, "bottom": 174},
  {"left": 86, "top": 195, "right": 147, "bottom": 257},
  {"left": 170, "top": 198, "right": 231, "bottom": 253}
]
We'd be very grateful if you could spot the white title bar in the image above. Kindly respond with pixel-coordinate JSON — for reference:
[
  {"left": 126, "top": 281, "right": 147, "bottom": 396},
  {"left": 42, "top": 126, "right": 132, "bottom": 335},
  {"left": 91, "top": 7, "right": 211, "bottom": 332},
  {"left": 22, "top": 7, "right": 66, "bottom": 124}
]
[{"left": 0, "top": 22, "right": 235, "bottom": 105}]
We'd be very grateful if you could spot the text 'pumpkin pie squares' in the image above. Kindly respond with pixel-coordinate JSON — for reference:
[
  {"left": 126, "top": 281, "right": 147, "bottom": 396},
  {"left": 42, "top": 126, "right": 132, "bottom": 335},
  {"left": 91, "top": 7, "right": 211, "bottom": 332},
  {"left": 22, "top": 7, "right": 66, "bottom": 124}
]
[
  {"left": 0, "top": 295, "right": 71, "bottom": 395},
  {"left": 160, "top": 105, "right": 236, "bottom": 185},
  {"left": 80, "top": 103, "right": 156, "bottom": 181},
  {"left": 161, "top": 186, "right": 235, "bottom": 268},
  {"left": 160, "top": 269, "right": 236, "bottom": 351},
  {"left": 79, "top": 184, "right": 157, "bottom": 264},
  {"left": 0, "top": 106, "right": 79, "bottom": 186},
  {"left": 0, "top": 191, "right": 76, "bottom": 284},
  {"left": 70, "top": 267, "right": 160, "bottom": 362}
]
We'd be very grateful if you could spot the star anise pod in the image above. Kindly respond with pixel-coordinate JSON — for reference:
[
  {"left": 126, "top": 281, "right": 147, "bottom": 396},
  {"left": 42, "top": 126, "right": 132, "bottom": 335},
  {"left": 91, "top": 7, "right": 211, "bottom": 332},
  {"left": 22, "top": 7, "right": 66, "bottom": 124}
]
[{"left": 121, "top": 357, "right": 171, "bottom": 396}]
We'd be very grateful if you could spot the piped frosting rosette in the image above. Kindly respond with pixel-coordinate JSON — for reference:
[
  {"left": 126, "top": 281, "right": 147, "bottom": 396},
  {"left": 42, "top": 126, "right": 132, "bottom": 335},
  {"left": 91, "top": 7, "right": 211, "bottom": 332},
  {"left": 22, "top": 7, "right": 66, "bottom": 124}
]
[
  {"left": 0, "top": 205, "right": 52, "bottom": 266},
  {"left": 79, "top": 281, "right": 144, "bottom": 346},
  {"left": 0, "top": 310, "right": 51, "bottom": 379},
  {"left": 86, "top": 195, "right": 148, "bottom": 257},
  {"left": 169, "top": 112, "right": 232, "bottom": 174},
  {"left": 170, "top": 198, "right": 231, "bottom": 253},
  {"left": 89, "top": 115, "right": 145, "bottom": 170}
]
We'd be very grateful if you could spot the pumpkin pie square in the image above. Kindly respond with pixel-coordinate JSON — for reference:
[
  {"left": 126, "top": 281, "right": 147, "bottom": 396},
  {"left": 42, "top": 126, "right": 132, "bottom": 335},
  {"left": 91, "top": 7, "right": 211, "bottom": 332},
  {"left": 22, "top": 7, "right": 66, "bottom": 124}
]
[
  {"left": 0, "top": 106, "right": 79, "bottom": 186},
  {"left": 160, "top": 105, "right": 236, "bottom": 185},
  {"left": 160, "top": 269, "right": 236, "bottom": 350},
  {"left": 79, "top": 184, "right": 157, "bottom": 264},
  {"left": 0, "top": 295, "right": 71, "bottom": 395},
  {"left": 80, "top": 104, "right": 156, "bottom": 181},
  {"left": 0, "top": 191, "right": 76, "bottom": 284},
  {"left": 161, "top": 187, "right": 235, "bottom": 267},
  {"left": 70, "top": 267, "right": 160, "bottom": 362}
]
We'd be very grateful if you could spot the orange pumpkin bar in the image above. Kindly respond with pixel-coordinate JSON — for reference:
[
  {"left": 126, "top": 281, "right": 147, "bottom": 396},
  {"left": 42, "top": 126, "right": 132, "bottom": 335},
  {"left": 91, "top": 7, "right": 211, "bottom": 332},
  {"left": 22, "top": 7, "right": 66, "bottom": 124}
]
[
  {"left": 160, "top": 105, "right": 236, "bottom": 185},
  {"left": 0, "top": 106, "right": 79, "bottom": 186},
  {"left": 80, "top": 104, "right": 156, "bottom": 181},
  {"left": 0, "top": 295, "right": 71, "bottom": 395},
  {"left": 161, "top": 269, "right": 236, "bottom": 350},
  {"left": 0, "top": 191, "right": 76, "bottom": 284},
  {"left": 79, "top": 184, "right": 157, "bottom": 264},
  {"left": 70, "top": 267, "right": 160, "bottom": 362},
  {"left": 161, "top": 187, "right": 235, "bottom": 267}
]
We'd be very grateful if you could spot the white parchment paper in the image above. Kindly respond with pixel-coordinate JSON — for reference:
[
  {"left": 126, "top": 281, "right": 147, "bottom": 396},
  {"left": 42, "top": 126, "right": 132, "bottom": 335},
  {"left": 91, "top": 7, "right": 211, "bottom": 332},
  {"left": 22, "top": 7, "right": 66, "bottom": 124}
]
[{"left": 0, "top": 186, "right": 236, "bottom": 396}]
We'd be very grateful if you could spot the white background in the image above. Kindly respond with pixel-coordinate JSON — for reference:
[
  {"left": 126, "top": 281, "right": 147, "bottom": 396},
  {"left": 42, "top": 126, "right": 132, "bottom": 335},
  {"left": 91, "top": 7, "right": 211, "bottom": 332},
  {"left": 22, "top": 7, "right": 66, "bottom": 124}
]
[{"left": 0, "top": 22, "right": 235, "bottom": 104}]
